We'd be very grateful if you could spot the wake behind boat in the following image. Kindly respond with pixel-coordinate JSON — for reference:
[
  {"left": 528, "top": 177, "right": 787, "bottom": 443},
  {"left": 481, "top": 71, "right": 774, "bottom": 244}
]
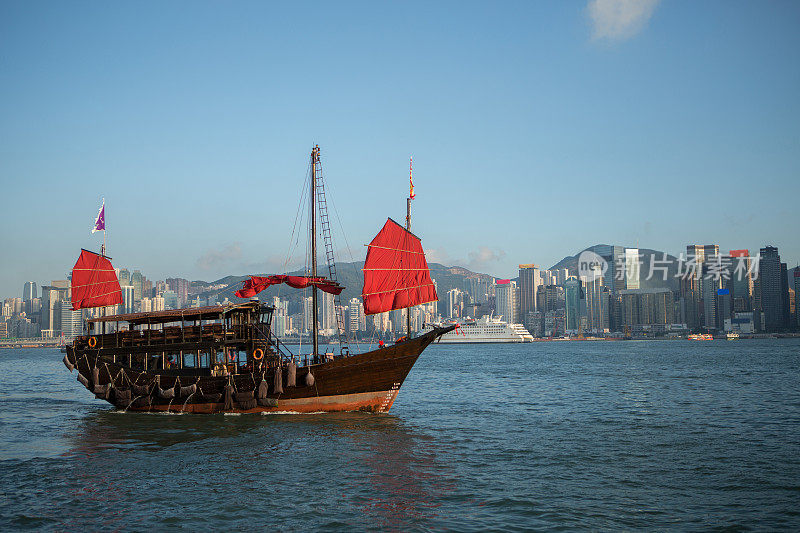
[{"left": 63, "top": 146, "right": 454, "bottom": 413}]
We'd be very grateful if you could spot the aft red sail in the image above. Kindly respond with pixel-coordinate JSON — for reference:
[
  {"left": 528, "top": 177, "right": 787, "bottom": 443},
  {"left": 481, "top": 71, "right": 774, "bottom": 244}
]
[
  {"left": 362, "top": 218, "right": 438, "bottom": 315},
  {"left": 71, "top": 249, "right": 124, "bottom": 310},
  {"left": 235, "top": 275, "right": 344, "bottom": 298}
]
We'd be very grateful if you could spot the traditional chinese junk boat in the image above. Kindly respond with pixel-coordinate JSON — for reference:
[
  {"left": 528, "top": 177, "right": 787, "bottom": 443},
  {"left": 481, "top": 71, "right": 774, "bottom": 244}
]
[{"left": 63, "top": 147, "right": 454, "bottom": 413}]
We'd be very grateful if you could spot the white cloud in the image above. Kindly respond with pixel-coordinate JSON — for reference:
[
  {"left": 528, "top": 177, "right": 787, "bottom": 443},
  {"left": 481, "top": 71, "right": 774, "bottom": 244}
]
[
  {"left": 425, "top": 246, "right": 506, "bottom": 274},
  {"left": 196, "top": 242, "right": 243, "bottom": 271},
  {"left": 587, "top": 0, "right": 660, "bottom": 42}
]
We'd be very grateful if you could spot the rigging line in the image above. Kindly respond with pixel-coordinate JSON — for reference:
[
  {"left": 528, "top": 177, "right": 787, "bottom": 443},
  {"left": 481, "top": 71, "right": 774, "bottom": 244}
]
[
  {"left": 322, "top": 164, "right": 360, "bottom": 349},
  {"left": 275, "top": 153, "right": 313, "bottom": 303}
]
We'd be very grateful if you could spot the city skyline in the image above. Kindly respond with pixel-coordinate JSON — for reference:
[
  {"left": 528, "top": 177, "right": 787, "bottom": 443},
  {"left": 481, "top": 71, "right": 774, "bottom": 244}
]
[{"left": 2, "top": 2, "right": 799, "bottom": 298}]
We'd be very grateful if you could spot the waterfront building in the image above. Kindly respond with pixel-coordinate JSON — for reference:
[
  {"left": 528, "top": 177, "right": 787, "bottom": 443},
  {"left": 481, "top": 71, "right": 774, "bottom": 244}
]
[
  {"left": 564, "top": 277, "right": 581, "bottom": 332},
  {"left": 162, "top": 290, "right": 178, "bottom": 310},
  {"left": 348, "top": 298, "right": 364, "bottom": 334},
  {"left": 591, "top": 245, "right": 625, "bottom": 296},
  {"left": 121, "top": 285, "right": 135, "bottom": 314},
  {"left": 683, "top": 244, "right": 720, "bottom": 329},
  {"left": 447, "top": 288, "right": 462, "bottom": 319},
  {"left": 495, "top": 280, "right": 518, "bottom": 324},
  {"left": 729, "top": 250, "right": 753, "bottom": 311},
  {"left": 795, "top": 271, "right": 800, "bottom": 327},
  {"left": 140, "top": 297, "right": 152, "bottom": 313},
  {"left": 152, "top": 296, "right": 165, "bottom": 312},
  {"left": 464, "top": 277, "right": 492, "bottom": 304},
  {"left": 716, "top": 289, "right": 732, "bottom": 331},
  {"left": 725, "top": 312, "right": 755, "bottom": 334},
  {"left": 620, "top": 288, "right": 675, "bottom": 328},
  {"left": 518, "top": 263, "right": 541, "bottom": 316},
  {"left": 757, "top": 246, "right": 787, "bottom": 331},
  {"left": 624, "top": 248, "right": 641, "bottom": 290},
  {"left": 60, "top": 300, "right": 83, "bottom": 341},
  {"left": 581, "top": 264, "right": 606, "bottom": 333}
]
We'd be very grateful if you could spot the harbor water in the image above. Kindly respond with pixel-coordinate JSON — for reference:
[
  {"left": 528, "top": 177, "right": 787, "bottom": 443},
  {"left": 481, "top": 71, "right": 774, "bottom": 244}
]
[{"left": 1, "top": 340, "right": 799, "bottom": 530}]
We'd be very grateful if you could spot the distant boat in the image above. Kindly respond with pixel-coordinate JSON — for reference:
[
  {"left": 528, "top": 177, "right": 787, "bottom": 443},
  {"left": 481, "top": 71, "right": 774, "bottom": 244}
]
[
  {"left": 726, "top": 332, "right": 740, "bottom": 340},
  {"left": 424, "top": 315, "right": 534, "bottom": 343},
  {"left": 64, "top": 146, "right": 455, "bottom": 414},
  {"left": 688, "top": 333, "right": 714, "bottom": 341}
]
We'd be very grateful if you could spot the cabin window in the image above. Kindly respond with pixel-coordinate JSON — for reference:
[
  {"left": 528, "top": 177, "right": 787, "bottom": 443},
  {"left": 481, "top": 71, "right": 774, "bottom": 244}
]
[{"left": 182, "top": 353, "right": 196, "bottom": 368}]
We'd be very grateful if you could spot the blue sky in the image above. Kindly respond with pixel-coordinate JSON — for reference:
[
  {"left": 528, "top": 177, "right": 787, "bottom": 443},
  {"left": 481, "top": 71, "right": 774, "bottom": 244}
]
[{"left": 1, "top": 1, "right": 798, "bottom": 297}]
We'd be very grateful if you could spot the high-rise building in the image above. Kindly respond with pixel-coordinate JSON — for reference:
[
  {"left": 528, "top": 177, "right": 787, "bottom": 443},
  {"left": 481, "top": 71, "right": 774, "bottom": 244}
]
[
  {"left": 162, "top": 290, "right": 178, "bottom": 310},
  {"left": 303, "top": 296, "right": 313, "bottom": 332},
  {"left": 683, "top": 244, "right": 719, "bottom": 329},
  {"left": 60, "top": 300, "right": 83, "bottom": 341},
  {"left": 591, "top": 245, "right": 625, "bottom": 296},
  {"left": 131, "top": 270, "right": 144, "bottom": 303},
  {"left": 795, "top": 271, "right": 800, "bottom": 328},
  {"left": 495, "top": 280, "right": 518, "bottom": 324},
  {"left": 582, "top": 266, "right": 606, "bottom": 333},
  {"left": 620, "top": 288, "right": 675, "bottom": 328},
  {"left": 757, "top": 246, "right": 787, "bottom": 332},
  {"left": 624, "top": 248, "right": 641, "bottom": 290},
  {"left": 118, "top": 269, "right": 130, "bottom": 287},
  {"left": 729, "top": 250, "right": 753, "bottom": 312},
  {"left": 564, "top": 277, "right": 581, "bottom": 332},
  {"left": 447, "top": 288, "right": 462, "bottom": 319},
  {"left": 518, "top": 264, "right": 540, "bottom": 318},
  {"left": 121, "top": 285, "right": 135, "bottom": 314},
  {"left": 167, "top": 278, "right": 190, "bottom": 308},
  {"left": 348, "top": 297, "right": 364, "bottom": 334},
  {"left": 320, "top": 291, "right": 336, "bottom": 331},
  {"left": 23, "top": 281, "right": 37, "bottom": 301}
]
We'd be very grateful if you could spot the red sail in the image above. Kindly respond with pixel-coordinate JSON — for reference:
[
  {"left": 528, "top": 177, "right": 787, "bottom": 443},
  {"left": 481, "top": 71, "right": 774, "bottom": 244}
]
[
  {"left": 235, "top": 275, "right": 343, "bottom": 298},
  {"left": 362, "top": 218, "right": 438, "bottom": 315},
  {"left": 70, "top": 249, "right": 124, "bottom": 310}
]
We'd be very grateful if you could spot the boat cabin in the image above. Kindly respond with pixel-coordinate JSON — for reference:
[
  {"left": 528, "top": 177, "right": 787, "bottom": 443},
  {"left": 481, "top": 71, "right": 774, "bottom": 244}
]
[{"left": 75, "top": 301, "right": 291, "bottom": 376}]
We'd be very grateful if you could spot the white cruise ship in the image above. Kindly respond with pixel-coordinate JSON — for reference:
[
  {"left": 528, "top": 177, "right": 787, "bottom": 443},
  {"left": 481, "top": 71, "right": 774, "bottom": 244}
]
[{"left": 424, "top": 315, "right": 534, "bottom": 343}]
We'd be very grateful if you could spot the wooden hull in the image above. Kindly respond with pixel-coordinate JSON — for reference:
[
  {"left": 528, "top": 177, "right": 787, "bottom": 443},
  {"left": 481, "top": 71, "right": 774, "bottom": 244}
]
[{"left": 65, "top": 326, "right": 453, "bottom": 414}]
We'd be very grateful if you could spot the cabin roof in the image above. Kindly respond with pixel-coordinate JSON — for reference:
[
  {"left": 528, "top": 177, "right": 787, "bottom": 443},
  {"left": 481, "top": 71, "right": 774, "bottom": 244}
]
[{"left": 87, "top": 301, "right": 266, "bottom": 325}]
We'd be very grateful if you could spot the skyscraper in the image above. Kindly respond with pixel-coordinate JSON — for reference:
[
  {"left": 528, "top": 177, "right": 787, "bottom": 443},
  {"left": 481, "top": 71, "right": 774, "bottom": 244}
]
[
  {"left": 23, "top": 281, "right": 37, "bottom": 301},
  {"left": 758, "top": 246, "right": 786, "bottom": 332},
  {"left": 166, "top": 278, "right": 189, "bottom": 308},
  {"left": 121, "top": 285, "right": 135, "bottom": 314},
  {"left": 794, "top": 271, "right": 800, "bottom": 327},
  {"left": 624, "top": 248, "right": 641, "bottom": 290},
  {"left": 564, "top": 277, "right": 581, "bottom": 332},
  {"left": 581, "top": 266, "right": 605, "bottom": 333},
  {"left": 495, "top": 280, "right": 518, "bottom": 324},
  {"left": 518, "top": 264, "right": 540, "bottom": 332},
  {"left": 131, "top": 270, "right": 143, "bottom": 303},
  {"left": 729, "top": 250, "right": 753, "bottom": 312},
  {"left": 683, "top": 244, "right": 719, "bottom": 329},
  {"left": 447, "top": 288, "right": 462, "bottom": 319}
]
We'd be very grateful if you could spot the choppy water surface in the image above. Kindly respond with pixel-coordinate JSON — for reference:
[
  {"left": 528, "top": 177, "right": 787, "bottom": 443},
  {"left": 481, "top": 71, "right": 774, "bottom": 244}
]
[{"left": 1, "top": 340, "right": 799, "bottom": 530}]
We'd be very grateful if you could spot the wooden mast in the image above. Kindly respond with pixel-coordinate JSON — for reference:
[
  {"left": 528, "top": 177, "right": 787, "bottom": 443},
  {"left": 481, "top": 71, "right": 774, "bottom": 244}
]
[
  {"left": 406, "top": 196, "right": 412, "bottom": 336},
  {"left": 311, "top": 146, "right": 320, "bottom": 358}
]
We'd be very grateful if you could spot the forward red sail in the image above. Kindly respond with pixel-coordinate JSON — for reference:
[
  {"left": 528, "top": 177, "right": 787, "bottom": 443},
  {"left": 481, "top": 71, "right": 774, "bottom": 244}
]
[
  {"left": 362, "top": 218, "right": 438, "bottom": 315},
  {"left": 71, "top": 249, "right": 124, "bottom": 310},
  {"left": 235, "top": 275, "right": 344, "bottom": 298}
]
